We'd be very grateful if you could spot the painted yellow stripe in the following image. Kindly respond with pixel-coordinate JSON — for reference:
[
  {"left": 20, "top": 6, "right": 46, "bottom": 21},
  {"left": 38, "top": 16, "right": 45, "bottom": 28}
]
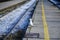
[{"left": 42, "top": 1, "right": 50, "bottom": 40}]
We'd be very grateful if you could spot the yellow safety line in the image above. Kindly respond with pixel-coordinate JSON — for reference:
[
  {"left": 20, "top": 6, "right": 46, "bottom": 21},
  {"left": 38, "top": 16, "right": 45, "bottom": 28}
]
[{"left": 42, "top": 1, "right": 50, "bottom": 40}]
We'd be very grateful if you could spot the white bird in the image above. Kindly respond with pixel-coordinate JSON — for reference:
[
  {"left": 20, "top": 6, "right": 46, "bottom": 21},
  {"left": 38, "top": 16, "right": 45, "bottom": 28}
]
[{"left": 29, "top": 19, "right": 34, "bottom": 27}]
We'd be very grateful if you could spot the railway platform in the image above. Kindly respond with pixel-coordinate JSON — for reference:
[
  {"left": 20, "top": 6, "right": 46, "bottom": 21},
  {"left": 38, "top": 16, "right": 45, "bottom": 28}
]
[
  {"left": 24, "top": 0, "right": 60, "bottom": 40},
  {"left": 0, "top": 0, "right": 60, "bottom": 40}
]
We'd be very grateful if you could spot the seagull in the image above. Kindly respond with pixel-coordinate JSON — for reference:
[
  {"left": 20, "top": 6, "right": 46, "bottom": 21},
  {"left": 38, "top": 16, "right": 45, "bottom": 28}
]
[{"left": 29, "top": 19, "right": 34, "bottom": 27}]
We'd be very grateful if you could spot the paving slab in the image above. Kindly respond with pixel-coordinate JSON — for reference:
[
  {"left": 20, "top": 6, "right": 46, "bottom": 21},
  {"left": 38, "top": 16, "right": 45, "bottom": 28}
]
[
  {"left": 44, "top": 0, "right": 60, "bottom": 39},
  {"left": 24, "top": 0, "right": 60, "bottom": 40}
]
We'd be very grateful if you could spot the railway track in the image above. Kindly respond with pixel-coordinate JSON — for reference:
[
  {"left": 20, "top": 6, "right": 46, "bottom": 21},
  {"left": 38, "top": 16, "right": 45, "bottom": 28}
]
[
  {"left": 0, "top": 0, "right": 28, "bottom": 17},
  {"left": 0, "top": 0, "right": 38, "bottom": 40}
]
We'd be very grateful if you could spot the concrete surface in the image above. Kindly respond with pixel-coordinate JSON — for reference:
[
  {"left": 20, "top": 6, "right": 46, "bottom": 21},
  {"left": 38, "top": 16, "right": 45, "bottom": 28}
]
[
  {"left": 24, "top": 0, "right": 60, "bottom": 40},
  {"left": 0, "top": 0, "right": 27, "bottom": 10}
]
